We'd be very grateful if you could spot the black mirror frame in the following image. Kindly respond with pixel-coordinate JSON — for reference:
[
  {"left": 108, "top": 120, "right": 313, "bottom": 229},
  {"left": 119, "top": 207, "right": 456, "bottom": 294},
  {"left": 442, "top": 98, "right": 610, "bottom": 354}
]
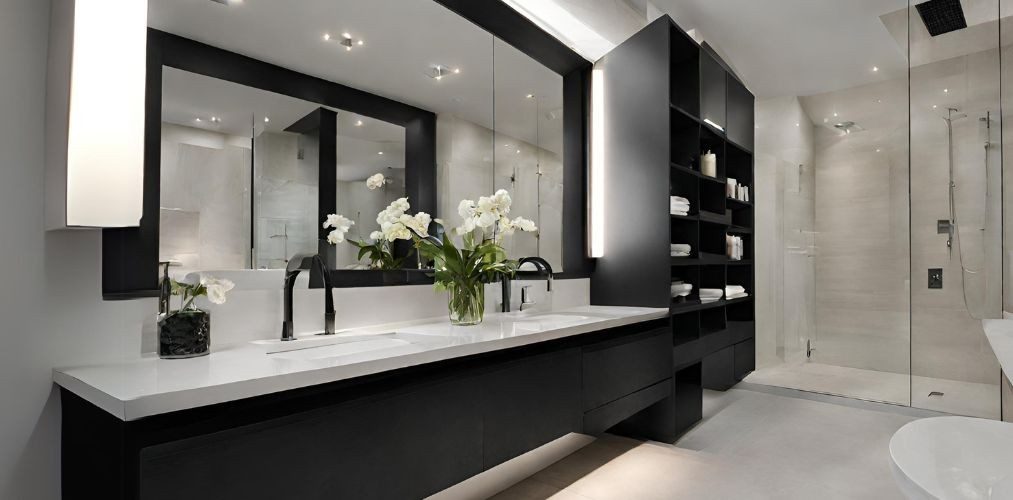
[{"left": 102, "top": 0, "right": 592, "bottom": 299}]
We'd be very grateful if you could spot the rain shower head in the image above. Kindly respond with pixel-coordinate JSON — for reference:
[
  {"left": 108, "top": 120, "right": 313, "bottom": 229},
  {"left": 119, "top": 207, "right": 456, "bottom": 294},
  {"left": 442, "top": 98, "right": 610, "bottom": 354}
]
[
  {"left": 916, "top": 0, "right": 967, "bottom": 37},
  {"left": 833, "top": 121, "right": 863, "bottom": 134}
]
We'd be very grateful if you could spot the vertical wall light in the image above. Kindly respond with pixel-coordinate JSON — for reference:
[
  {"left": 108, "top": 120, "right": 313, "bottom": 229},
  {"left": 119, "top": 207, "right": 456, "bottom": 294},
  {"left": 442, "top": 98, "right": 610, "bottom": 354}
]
[
  {"left": 589, "top": 67, "right": 606, "bottom": 258},
  {"left": 46, "top": 0, "right": 147, "bottom": 229}
]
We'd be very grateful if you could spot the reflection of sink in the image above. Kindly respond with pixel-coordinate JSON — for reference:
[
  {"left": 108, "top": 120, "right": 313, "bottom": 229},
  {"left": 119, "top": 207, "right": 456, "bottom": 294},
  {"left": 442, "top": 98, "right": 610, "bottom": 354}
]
[
  {"left": 270, "top": 337, "right": 413, "bottom": 362},
  {"left": 890, "top": 416, "right": 1013, "bottom": 499}
]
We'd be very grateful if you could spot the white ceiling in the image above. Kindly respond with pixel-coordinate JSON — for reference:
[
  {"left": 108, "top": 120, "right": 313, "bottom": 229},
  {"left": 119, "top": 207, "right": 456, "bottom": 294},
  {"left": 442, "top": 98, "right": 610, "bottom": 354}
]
[
  {"left": 148, "top": 0, "right": 562, "bottom": 154},
  {"left": 632, "top": 0, "right": 910, "bottom": 98}
]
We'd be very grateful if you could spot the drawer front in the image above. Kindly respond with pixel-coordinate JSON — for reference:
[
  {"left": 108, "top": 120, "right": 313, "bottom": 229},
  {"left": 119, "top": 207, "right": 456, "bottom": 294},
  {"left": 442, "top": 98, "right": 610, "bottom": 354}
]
[{"left": 582, "top": 327, "right": 671, "bottom": 410}]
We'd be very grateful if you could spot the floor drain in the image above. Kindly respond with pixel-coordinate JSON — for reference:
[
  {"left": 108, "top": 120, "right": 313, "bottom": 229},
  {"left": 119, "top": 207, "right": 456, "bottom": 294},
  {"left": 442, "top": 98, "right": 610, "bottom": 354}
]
[{"left": 928, "top": 391, "right": 945, "bottom": 397}]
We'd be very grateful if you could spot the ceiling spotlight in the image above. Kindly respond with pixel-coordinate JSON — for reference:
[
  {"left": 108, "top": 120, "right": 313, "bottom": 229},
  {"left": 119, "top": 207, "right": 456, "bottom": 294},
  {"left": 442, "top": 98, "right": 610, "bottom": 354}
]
[
  {"left": 872, "top": 66, "right": 879, "bottom": 72},
  {"left": 264, "top": 117, "right": 270, "bottom": 123},
  {"left": 526, "top": 94, "right": 534, "bottom": 99},
  {"left": 378, "top": 151, "right": 384, "bottom": 155},
  {"left": 355, "top": 120, "right": 363, "bottom": 126},
  {"left": 833, "top": 112, "right": 838, "bottom": 117},
  {"left": 933, "top": 104, "right": 938, "bottom": 109},
  {"left": 357, "top": 40, "right": 364, "bottom": 46},
  {"left": 342, "top": 32, "right": 352, "bottom": 39},
  {"left": 876, "top": 148, "right": 882, "bottom": 152},
  {"left": 795, "top": 123, "right": 800, "bottom": 127},
  {"left": 516, "top": 149, "right": 521, "bottom": 154},
  {"left": 453, "top": 68, "right": 461, "bottom": 74},
  {"left": 323, "top": 33, "right": 331, "bottom": 41},
  {"left": 195, "top": 118, "right": 202, "bottom": 122},
  {"left": 210, "top": 116, "right": 221, "bottom": 123},
  {"left": 944, "top": 88, "right": 949, "bottom": 93}
]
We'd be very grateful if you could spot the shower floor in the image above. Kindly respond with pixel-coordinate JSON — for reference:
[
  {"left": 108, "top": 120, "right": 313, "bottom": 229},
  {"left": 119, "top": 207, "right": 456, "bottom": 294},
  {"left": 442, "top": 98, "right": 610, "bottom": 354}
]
[{"left": 744, "top": 361, "right": 999, "bottom": 419}]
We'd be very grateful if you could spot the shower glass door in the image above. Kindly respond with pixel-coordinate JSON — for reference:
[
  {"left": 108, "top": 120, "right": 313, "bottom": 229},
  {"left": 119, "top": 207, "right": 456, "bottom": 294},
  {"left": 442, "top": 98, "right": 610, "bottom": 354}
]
[{"left": 908, "top": 0, "right": 1003, "bottom": 419}]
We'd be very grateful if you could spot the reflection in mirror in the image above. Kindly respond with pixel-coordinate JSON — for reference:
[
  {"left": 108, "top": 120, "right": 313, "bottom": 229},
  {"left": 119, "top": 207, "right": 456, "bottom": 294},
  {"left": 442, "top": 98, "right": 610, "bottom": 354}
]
[
  {"left": 149, "top": 0, "right": 569, "bottom": 284},
  {"left": 494, "top": 38, "right": 564, "bottom": 271},
  {"left": 333, "top": 115, "right": 406, "bottom": 269}
]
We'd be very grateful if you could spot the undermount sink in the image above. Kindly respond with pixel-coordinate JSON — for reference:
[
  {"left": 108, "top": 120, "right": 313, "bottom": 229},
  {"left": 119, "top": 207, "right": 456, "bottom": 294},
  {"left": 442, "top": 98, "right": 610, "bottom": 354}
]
[
  {"left": 890, "top": 416, "right": 1013, "bottom": 499},
  {"left": 270, "top": 337, "right": 413, "bottom": 362},
  {"left": 510, "top": 314, "right": 592, "bottom": 331}
]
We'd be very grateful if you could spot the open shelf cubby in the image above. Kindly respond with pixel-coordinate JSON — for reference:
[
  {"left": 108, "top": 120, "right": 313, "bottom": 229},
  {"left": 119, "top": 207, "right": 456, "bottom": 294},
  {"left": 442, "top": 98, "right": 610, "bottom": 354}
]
[{"left": 591, "top": 15, "right": 755, "bottom": 433}]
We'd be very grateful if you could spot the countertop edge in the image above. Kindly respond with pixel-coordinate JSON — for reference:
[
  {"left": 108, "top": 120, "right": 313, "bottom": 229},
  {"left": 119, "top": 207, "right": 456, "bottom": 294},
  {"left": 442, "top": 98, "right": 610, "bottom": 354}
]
[{"left": 55, "top": 308, "right": 669, "bottom": 421}]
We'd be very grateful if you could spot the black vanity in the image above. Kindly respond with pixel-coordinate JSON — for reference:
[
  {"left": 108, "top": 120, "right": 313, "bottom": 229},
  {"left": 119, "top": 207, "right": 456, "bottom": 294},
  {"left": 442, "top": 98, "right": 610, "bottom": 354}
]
[{"left": 58, "top": 311, "right": 671, "bottom": 499}]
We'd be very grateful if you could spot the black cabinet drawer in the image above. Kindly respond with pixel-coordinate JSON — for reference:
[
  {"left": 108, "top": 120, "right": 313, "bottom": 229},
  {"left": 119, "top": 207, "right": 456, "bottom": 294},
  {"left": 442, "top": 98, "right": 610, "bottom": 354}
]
[
  {"left": 734, "top": 338, "right": 755, "bottom": 381},
  {"left": 582, "top": 328, "right": 671, "bottom": 411},
  {"left": 481, "top": 348, "right": 581, "bottom": 469},
  {"left": 583, "top": 378, "right": 671, "bottom": 435}
]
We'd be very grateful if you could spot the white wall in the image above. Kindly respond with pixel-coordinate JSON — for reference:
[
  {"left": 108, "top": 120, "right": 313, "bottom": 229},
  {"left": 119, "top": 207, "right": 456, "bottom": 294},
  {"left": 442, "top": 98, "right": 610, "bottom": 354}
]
[{"left": 0, "top": 2, "right": 589, "bottom": 495}]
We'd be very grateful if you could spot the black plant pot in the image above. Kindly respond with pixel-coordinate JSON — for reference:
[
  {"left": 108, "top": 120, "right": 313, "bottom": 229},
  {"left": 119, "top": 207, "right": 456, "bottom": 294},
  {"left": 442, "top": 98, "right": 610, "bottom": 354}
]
[{"left": 158, "top": 308, "right": 210, "bottom": 359}]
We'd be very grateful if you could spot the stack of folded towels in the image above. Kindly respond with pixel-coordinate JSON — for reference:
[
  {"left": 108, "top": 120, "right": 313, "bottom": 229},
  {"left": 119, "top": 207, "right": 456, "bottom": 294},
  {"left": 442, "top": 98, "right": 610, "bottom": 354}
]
[
  {"left": 699, "top": 288, "right": 723, "bottom": 303},
  {"left": 671, "top": 243, "right": 691, "bottom": 257},
  {"left": 671, "top": 281, "right": 693, "bottom": 298},
  {"left": 670, "top": 196, "right": 690, "bottom": 216},
  {"left": 725, "top": 285, "right": 748, "bottom": 300}
]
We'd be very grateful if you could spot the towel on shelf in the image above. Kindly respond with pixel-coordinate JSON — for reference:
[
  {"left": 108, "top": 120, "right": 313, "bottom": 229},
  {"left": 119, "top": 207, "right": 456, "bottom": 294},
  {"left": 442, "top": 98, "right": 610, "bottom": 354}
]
[
  {"left": 700, "top": 297, "right": 720, "bottom": 303},
  {"left": 699, "top": 288, "right": 723, "bottom": 299},
  {"left": 670, "top": 210, "right": 689, "bottom": 216},
  {"left": 671, "top": 243, "right": 691, "bottom": 256},
  {"left": 727, "top": 292, "right": 749, "bottom": 300},
  {"left": 725, "top": 285, "right": 745, "bottom": 296},
  {"left": 670, "top": 196, "right": 690, "bottom": 205}
]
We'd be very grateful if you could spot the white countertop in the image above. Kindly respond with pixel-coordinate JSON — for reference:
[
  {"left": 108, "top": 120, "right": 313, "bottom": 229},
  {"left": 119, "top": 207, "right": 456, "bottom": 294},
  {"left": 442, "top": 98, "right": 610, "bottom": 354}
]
[
  {"left": 983, "top": 318, "right": 1013, "bottom": 376},
  {"left": 54, "top": 306, "right": 667, "bottom": 421}
]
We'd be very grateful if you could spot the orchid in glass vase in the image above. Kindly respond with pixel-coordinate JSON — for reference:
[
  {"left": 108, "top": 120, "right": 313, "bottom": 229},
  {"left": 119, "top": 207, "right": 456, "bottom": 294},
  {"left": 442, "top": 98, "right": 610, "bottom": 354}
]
[
  {"left": 410, "top": 189, "right": 537, "bottom": 326},
  {"left": 324, "top": 198, "right": 431, "bottom": 270}
]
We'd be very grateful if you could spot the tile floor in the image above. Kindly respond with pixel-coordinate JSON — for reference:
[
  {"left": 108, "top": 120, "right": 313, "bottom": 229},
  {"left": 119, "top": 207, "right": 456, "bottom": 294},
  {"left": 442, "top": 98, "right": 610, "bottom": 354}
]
[
  {"left": 490, "top": 385, "right": 943, "bottom": 499},
  {"left": 745, "top": 361, "right": 1000, "bottom": 418}
]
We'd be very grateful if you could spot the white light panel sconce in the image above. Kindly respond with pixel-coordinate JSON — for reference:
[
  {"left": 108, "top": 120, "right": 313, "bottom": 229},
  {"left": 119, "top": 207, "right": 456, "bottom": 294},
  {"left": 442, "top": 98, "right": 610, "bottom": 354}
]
[
  {"left": 45, "top": 0, "right": 147, "bottom": 230},
  {"left": 589, "top": 67, "right": 606, "bottom": 258}
]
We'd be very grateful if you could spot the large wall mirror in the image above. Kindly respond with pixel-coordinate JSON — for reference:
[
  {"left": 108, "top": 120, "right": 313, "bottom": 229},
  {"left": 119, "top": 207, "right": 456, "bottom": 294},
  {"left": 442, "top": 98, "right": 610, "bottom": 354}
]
[{"left": 103, "top": 0, "right": 589, "bottom": 296}]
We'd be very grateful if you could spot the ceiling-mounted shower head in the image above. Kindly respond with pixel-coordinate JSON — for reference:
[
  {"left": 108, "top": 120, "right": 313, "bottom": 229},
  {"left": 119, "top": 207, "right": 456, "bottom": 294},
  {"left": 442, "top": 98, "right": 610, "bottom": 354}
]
[
  {"left": 833, "top": 121, "right": 863, "bottom": 135},
  {"left": 916, "top": 0, "right": 967, "bottom": 37}
]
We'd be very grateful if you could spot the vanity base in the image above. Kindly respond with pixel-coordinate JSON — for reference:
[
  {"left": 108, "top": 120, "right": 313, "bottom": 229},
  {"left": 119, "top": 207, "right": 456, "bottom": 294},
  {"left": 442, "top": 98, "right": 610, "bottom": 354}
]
[{"left": 61, "top": 318, "right": 681, "bottom": 500}]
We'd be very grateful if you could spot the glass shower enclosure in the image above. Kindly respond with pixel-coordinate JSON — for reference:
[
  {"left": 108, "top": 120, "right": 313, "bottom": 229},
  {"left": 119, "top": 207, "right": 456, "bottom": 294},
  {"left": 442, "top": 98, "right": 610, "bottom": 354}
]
[{"left": 751, "top": 0, "right": 1007, "bottom": 419}]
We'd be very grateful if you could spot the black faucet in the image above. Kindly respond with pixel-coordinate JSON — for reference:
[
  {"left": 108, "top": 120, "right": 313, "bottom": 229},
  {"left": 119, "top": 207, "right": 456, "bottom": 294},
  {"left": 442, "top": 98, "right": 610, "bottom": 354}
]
[
  {"left": 281, "top": 253, "right": 335, "bottom": 341},
  {"left": 501, "top": 256, "right": 554, "bottom": 312}
]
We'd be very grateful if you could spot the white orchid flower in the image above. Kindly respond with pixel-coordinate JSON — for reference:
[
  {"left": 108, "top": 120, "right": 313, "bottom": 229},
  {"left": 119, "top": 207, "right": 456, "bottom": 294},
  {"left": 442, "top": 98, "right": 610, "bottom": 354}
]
[
  {"left": 200, "top": 275, "right": 236, "bottom": 305},
  {"left": 366, "top": 173, "right": 386, "bottom": 190},
  {"left": 327, "top": 229, "right": 346, "bottom": 245}
]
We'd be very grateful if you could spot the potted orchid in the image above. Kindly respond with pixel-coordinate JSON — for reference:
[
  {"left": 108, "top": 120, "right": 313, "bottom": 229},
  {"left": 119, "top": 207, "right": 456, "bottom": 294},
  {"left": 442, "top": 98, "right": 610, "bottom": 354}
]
[
  {"left": 411, "top": 189, "right": 536, "bottom": 326},
  {"left": 324, "top": 197, "right": 431, "bottom": 270},
  {"left": 158, "top": 274, "right": 235, "bottom": 359}
]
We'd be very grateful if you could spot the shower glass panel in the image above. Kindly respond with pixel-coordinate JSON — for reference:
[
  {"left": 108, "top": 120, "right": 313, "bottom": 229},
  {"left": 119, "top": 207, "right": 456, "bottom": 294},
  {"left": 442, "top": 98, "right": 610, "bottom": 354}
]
[
  {"left": 751, "top": 0, "right": 1006, "bottom": 419},
  {"left": 909, "top": 0, "right": 1002, "bottom": 418}
]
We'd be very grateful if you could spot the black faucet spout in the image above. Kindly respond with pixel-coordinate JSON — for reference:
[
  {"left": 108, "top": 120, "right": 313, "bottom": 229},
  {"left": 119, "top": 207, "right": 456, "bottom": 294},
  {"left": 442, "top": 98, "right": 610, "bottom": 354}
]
[{"left": 281, "top": 253, "right": 335, "bottom": 341}]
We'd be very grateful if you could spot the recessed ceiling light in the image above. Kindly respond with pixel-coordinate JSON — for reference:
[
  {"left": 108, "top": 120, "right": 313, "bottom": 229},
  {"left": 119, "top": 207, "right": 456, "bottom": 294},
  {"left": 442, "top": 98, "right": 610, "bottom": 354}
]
[
  {"left": 378, "top": 151, "right": 384, "bottom": 155},
  {"left": 355, "top": 120, "right": 363, "bottom": 126},
  {"left": 195, "top": 118, "right": 202, "bottom": 122},
  {"left": 210, "top": 116, "right": 221, "bottom": 123},
  {"left": 526, "top": 94, "right": 534, "bottom": 99},
  {"left": 833, "top": 112, "right": 838, "bottom": 117},
  {"left": 933, "top": 104, "right": 938, "bottom": 109},
  {"left": 357, "top": 40, "right": 364, "bottom": 46},
  {"left": 323, "top": 33, "right": 331, "bottom": 41},
  {"left": 872, "top": 66, "right": 879, "bottom": 72},
  {"left": 944, "top": 88, "right": 949, "bottom": 93},
  {"left": 876, "top": 148, "right": 882, "bottom": 152},
  {"left": 342, "top": 32, "right": 352, "bottom": 39},
  {"left": 795, "top": 123, "right": 800, "bottom": 127},
  {"left": 516, "top": 149, "right": 521, "bottom": 154},
  {"left": 264, "top": 117, "right": 270, "bottom": 123},
  {"left": 453, "top": 68, "right": 461, "bottom": 74}
]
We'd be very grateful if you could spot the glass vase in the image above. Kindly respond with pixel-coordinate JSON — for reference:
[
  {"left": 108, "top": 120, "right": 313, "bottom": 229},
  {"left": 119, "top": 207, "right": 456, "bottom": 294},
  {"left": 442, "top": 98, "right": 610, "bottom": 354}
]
[
  {"left": 448, "top": 281, "right": 485, "bottom": 326},
  {"left": 158, "top": 303, "right": 211, "bottom": 359}
]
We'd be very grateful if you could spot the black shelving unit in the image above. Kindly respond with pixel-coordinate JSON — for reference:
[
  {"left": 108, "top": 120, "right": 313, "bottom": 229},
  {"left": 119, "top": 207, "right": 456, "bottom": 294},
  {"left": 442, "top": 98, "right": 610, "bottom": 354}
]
[{"left": 591, "top": 15, "right": 755, "bottom": 438}]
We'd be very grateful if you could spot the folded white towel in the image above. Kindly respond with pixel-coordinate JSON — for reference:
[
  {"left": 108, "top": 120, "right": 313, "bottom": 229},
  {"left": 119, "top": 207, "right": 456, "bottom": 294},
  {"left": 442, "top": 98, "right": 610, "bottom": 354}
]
[
  {"left": 671, "top": 284, "right": 693, "bottom": 292},
  {"left": 671, "top": 210, "right": 689, "bottom": 216},
  {"left": 670, "top": 201, "right": 690, "bottom": 208},
  {"left": 727, "top": 292, "right": 749, "bottom": 300},
  {"left": 671, "top": 244, "right": 691, "bottom": 251},
  {"left": 670, "top": 196, "right": 690, "bottom": 204},
  {"left": 725, "top": 285, "right": 745, "bottom": 295},
  {"left": 700, "top": 297, "right": 720, "bottom": 303},
  {"left": 699, "top": 288, "right": 723, "bottom": 298}
]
